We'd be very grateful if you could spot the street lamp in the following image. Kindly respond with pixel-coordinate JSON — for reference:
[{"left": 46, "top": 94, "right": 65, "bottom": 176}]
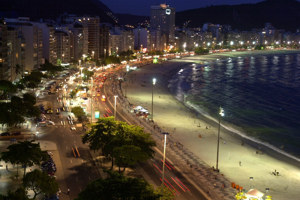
[
  {"left": 216, "top": 106, "right": 224, "bottom": 171},
  {"left": 114, "top": 95, "right": 118, "bottom": 120},
  {"left": 125, "top": 65, "right": 130, "bottom": 97},
  {"left": 183, "top": 42, "right": 186, "bottom": 51},
  {"left": 151, "top": 78, "right": 157, "bottom": 120},
  {"left": 161, "top": 132, "right": 169, "bottom": 186},
  {"left": 80, "top": 67, "right": 84, "bottom": 77}
]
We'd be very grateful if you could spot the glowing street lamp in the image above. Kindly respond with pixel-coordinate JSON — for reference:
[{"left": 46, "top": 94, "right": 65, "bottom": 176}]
[
  {"left": 80, "top": 67, "right": 84, "bottom": 77},
  {"left": 161, "top": 132, "right": 169, "bottom": 186},
  {"left": 216, "top": 106, "right": 225, "bottom": 171},
  {"left": 151, "top": 78, "right": 157, "bottom": 120},
  {"left": 82, "top": 54, "right": 87, "bottom": 60},
  {"left": 114, "top": 95, "right": 118, "bottom": 120},
  {"left": 183, "top": 42, "right": 187, "bottom": 51}
]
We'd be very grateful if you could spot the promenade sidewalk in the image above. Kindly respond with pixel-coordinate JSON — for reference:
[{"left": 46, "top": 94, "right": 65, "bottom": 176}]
[{"left": 104, "top": 73, "right": 236, "bottom": 200}]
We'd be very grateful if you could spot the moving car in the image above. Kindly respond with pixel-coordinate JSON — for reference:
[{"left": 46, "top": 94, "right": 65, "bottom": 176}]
[{"left": 48, "top": 121, "right": 55, "bottom": 125}]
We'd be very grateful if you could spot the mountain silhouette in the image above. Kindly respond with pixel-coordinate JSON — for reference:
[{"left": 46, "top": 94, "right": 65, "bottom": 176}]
[{"left": 0, "top": 0, "right": 116, "bottom": 23}]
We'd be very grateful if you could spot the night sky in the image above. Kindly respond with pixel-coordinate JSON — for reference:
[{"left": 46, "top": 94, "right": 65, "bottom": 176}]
[{"left": 101, "top": 0, "right": 265, "bottom": 15}]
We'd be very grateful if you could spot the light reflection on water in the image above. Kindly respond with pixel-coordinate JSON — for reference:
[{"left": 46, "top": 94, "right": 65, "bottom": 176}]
[{"left": 169, "top": 53, "right": 300, "bottom": 156}]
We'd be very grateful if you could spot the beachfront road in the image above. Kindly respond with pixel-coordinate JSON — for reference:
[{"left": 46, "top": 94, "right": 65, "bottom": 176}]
[{"left": 102, "top": 84, "right": 208, "bottom": 200}]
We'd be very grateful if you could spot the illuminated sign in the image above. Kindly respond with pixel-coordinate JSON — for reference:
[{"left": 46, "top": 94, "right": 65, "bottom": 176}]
[
  {"left": 166, "top": 9, "right": 171, "bottom": 15},
  {"left": 95, "top": 111, "right": 100, "bottom": 119},
  {"left": 153, "top": 58, "right": 158, "bottom": 64}
]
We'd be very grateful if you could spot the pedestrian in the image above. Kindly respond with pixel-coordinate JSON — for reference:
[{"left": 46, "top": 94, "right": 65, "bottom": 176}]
[
  {"left": 6, "top": 165, "right": 8, "bottom": 171},
  {"left": 67, "top": 188, "right": 70, "bottom": 195},
  {"left": 239, "top": 161, "right": 242, "bottom": 166}
]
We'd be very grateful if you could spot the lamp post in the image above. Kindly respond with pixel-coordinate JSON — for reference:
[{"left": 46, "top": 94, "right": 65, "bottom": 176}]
[
  {"left": 125, "top": 65, "right": 130, "bottom": 97},
  {"left": 90, "top": 77, "right": 93, "bottom": 123},
  {"left": 161, "top": 132, "right": 169, "bottom": 186},
  {"left": 216, "top": 106, "right": 224, "bottom": 171},
  {"left": 80, "top": 67, "right": 83, "bottom": 76},
  {"left": 151, "top": 78, "right": 157, "bottom": 120},
  {"left": 114, "top": 95, "right": 118, "bottom": 120}
]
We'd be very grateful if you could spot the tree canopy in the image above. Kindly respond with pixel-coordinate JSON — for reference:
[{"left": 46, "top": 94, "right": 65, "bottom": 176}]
[
  {"left": 82, "top": 68, "right": 94, "bottom": 81},
  {"left": 76, "top": 171, "right": 161, "bottom": 200},
  {"left": 82, "top": 117, "right": 155, "bottom": 170},
  {"left": 0, "top": 187, "right": 29, "bottom": 200},
  {"left": 194, "top": 47, "right": 209, "bottom": 55},
  {"left": 39, "top": 60, "right": 63, "bottom": 76},
  {"left": 0, "top": 80, "right": 17, "bottom": 99},
  {"left": 23, "top": 169, "right": 59, "bottom": 199},
  {"left": 1, "top": 141, "right": 48, "bottom": 176},
  {"left": 119, "top": 50, "right": 135, "bottom": 61},
  {"left": 20, "top": 71, "right": 46, "bottom": 89},
  {"left": 71, "top": 106, "right": 86, "bottom": 122},
  {"left": 0, "top": 93, "right": 40, "bottom": 127},
  {"left": 103, "top": 56, "right": 121, "bottom": 65}
]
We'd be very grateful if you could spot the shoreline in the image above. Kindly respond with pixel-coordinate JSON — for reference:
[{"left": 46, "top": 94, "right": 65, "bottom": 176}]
[
  {"left": 169, "top": 51, "right": 300, "bottom": 165},
  {"left": 125, "top": 49, "right": 300, "bottom": 200}
]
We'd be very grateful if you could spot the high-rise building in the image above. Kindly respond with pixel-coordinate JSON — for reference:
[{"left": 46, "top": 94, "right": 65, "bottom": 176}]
[
  {"left": 7, "top": 26, "right": 25, "bottom": 81},
  {"left": 99, "top": 24, "right": 109, "bottom": 59},
  {"left": 0, "top": 20, "right": 9, "bottom": 81},
  {"left": 5, "top": 18, "right": 43, "bottom": 73},
  {"left": 149, "top": 29, "right": 164, "bottom": 51},
  {"left": 69, "top": 22, "right": 84, "bottom": 62},
  {"left": 133, "top": 27, "right": 150, "bottom": 51},
  {"left": 48, "top": 26, "right": 57, "bottom": 65},
  {"left": 150, "top": 4, "right": 175, "bottom": 48},
  {"left": 109, "top": 27, "right": 121, "bottom": 55},
  {"left": 120, "top": 30, "right": 134, "bottom": 52},
  {"left": 54, "top": 29, "right": 70, "bottom": 64},
  {"left": 82, "top": 17, "right": 100, "bottom": 60}
]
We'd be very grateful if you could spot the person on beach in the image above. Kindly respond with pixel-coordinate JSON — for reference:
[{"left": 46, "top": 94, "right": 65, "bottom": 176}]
[{"left": 239, "top": 161, "right": 242, "bottom": 166}]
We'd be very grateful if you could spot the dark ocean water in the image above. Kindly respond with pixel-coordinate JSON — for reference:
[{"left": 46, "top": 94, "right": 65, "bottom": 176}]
[{"left": 169, "top": 53, "right": 300, "bottom": 157}]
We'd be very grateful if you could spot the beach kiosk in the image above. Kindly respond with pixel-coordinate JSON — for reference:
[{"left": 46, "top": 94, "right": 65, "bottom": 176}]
[{"left": 245, "top": 189, "right": 264, "bottom": 200}]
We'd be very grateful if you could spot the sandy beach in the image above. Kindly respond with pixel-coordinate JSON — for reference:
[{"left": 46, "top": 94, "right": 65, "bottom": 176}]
[{"left": 125, "top": 50, "right": 300, "bottom": 200}]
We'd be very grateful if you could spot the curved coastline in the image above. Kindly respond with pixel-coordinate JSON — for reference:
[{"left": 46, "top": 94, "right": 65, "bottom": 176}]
[
  {"left": 170, "top": 50, "right": 300, "bottom": 165},
  {"left": 125, "top": 49, "right": 300, "bottom": 200}
]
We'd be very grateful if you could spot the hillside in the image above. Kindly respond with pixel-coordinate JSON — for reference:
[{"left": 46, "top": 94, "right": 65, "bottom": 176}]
[
  {"left": 0, "top": 0, "right": 117, "bottom": 23},
  {"left": 115, "top": 14, "right": 149, "bottom": 27},
  {"left": 176, "top": 0, "right": 300, "bottom": 31}
]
